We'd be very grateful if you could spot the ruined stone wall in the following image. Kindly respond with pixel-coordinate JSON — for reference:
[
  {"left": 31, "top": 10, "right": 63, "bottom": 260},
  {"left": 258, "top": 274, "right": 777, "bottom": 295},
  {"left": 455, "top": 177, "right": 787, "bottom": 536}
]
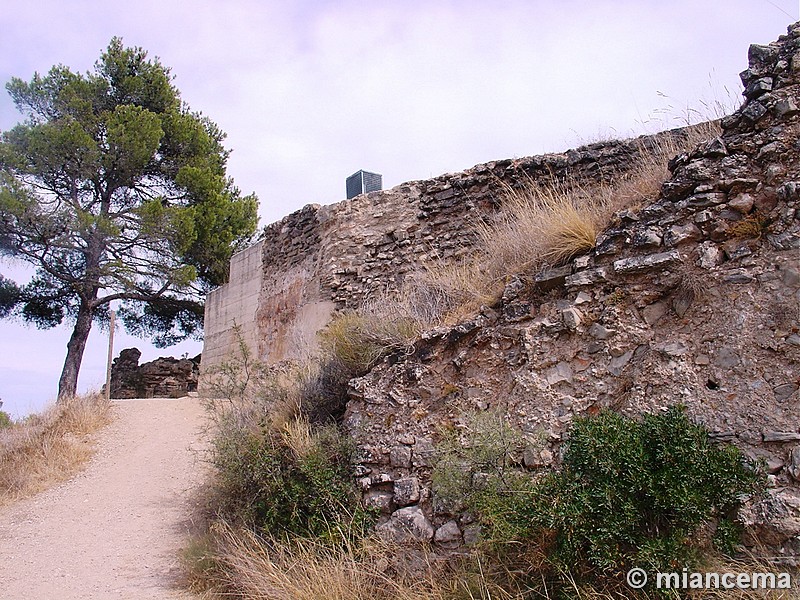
[
  {"left": 199, "top": 19, "right": 800, "bottom": 560},
  {"left": 343, "top": 24, "right": 800, "bottom": 556},
  {"left": 109, "top": 348, "right": 200, "bottom": 399},
  {"left": 201, "top": 126, "right": 694, "bottom": 378}
]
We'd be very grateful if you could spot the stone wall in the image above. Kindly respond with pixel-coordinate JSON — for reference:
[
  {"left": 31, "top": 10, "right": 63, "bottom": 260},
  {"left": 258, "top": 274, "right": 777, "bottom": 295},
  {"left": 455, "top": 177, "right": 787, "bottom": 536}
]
[
  {"left": 343, "top": 23, "right": 800, "bottom": 557},
  {"left": 109, "top": 348, "right": 200, "bottom": 399},
  {"left": 201, "top": 126, "right": 697, "bottom": 380},
  {"left": 199, "top": 21, "right": 800, "bottom": 559}
]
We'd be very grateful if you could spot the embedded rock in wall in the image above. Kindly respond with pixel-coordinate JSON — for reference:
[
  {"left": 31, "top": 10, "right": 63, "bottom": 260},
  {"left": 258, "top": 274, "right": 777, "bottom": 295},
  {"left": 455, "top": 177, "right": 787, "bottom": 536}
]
[
  {"left": 109, "top": 347, "right": 200, "bottom": 399},
  {"left": 343, "top": 23, "right": 800, "bottom": 558}
]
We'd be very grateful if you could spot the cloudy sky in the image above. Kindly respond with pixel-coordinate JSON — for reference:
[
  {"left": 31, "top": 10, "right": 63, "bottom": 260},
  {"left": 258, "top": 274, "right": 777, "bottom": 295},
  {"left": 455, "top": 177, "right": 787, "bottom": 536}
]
[{"left": 0, "top": 0, "right": 796, "bottom": 417}]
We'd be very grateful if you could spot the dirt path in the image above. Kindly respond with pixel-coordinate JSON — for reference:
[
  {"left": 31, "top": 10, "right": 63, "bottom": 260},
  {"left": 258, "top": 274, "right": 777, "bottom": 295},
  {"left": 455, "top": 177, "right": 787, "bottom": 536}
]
[{"left": 0, "top": 397, "right": 208, "bottom": 600}]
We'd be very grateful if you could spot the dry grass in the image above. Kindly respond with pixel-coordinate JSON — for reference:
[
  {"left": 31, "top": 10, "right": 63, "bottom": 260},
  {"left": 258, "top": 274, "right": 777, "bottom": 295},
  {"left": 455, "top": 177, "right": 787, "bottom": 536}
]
[
  {"left": 0, "top": 393, "right": 113, "bottom": 505},
  {"left": 182, "top": 507, "right": 799, "bottom": 600},
  {"left": 691, "top": 551, "right": 800, "bottom": 600},
  {"left": 412, "top": 259, "right": 501, "bottom": 325},
  {"left": 727, "top": 212, "right": 771, "bottom": 240},
  {"left": 421, "top": 122, "right": 722, "bottom": 321},
  {"left": 611, "top": 122, "right": 720, "bottom": 211},
  {"left": 186, "top": 521, "right": 800, "bottom": 600},
  {"left": 281, "top": 417, "right": 315, "bottom": 461},
  {"left": 419, "top": 179, "right": 606, "bottom": 321},
  {"left": 480, "top": 179, "right": 606, "bottom": 275},
  {"left": 186, "top": 522, "right": 439, "bottom": 600},
  {"left": 319, "top": 308, "right": 420, "bottom": 374}
]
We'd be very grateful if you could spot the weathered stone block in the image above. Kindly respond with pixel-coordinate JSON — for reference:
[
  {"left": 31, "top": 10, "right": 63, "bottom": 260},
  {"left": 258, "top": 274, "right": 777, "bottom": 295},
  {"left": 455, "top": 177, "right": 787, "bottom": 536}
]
[
  {"left": 613, "top": 250, "right": 682, "bottom": 274},
  {"left": 608, "top": 349, "right": 634, "bottom": 376},
  {"left": 434, "top": 520, "right": 462, "bottom": 547},
  {"left": 789, "top": 446, "right": 800, "bottom": 482},
  {"left": 377, "top": 506, "right": 434, "bottom": 542},
  {"left": 742, "top": 100, "right": 768, "bottom": 122},
  {"left": 728, "top": 193, "right": 755, "bottom": 213},
  {"left": 393, "top": 477, "right": 421, "bottom": 507},
  {"left": 774, "top": 383, "right": 799, "bottom": 402},
  {"left": 390, "top": 446, "right": 412, "bottom": 468},
  {"left": 664, "top": 223, "right": 702, "bottom": 247},
  {"left": 566, "top": 268, "right": 609, "bottom": 287},
  {"left": 534, "top": 265, "right": 572, "bottom": 291},
  {"left": 632, "top": 227, "right": 663, "bottom": 248},
  {"left": 545, "top": 362, "right": 573, "bottom": 386},
  {"left": 588, "top": 323, "right": 614, "bottom": 339},
  {"left": 561, "top": 307, "right": 583, "bottom": 329},
  {"left": 763, "top": 431, "right": 800, "bottom": 443},
  {"left": 363, "top": 490, "right": 394, "bottom": 514}
]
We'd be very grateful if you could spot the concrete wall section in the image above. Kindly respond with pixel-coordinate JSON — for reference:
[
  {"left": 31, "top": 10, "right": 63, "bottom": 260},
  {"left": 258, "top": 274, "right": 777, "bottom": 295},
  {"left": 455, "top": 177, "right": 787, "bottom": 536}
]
[{"left": 200, "top": 240, "right": 265, "bottom": 388}]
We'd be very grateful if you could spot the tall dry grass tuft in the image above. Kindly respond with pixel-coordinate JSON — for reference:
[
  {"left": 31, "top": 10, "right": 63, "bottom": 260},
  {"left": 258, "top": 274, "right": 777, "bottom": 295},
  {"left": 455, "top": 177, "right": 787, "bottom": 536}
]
[
  {"left": 480, "top": 179, "right": 606, "bottom": 275},
  {"left": 611, "top": 121, "right": 721, "bottom": 212},
  {"left": 281, "top": 416, "right": 315, "bottom": 461},
  {"left": 419, "top": 178, "right": 607, "bottom": 321},
  {"left": 194, "top": 521, "right": 460, "bottom": 600},
  {"left": 319, "top": 307, "right": 420, "bottom": 375},
  {"left": 0, "top": 393, "right": 113, "bottom": 505},
  {"left": 421, "top": 122, "right": 722, "bottom": 322}
]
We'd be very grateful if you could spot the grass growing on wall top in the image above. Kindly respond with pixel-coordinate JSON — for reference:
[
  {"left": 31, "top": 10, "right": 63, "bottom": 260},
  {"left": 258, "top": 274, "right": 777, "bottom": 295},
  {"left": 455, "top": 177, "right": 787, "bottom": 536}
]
[{"left": 421, "top": 122, "right": 722, "bottom": 323}]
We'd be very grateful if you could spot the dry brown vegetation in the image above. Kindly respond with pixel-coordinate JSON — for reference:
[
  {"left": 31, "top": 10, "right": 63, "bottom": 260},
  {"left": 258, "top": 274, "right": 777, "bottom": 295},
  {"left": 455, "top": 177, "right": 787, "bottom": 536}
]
[
  {"left": 185, "top": 523, "right": 799, "bottom": 600},
  {"left": 188, "top": 523, "right": 460, "bottom": 600},
  {"left": 420, "top": 123, "right": 721, "bottom": 322},
  {"left": 319, "top": 309, "right": 420, "bottom": 374},
  {"left": 0, "top": 393, "right": 113, "bottom": 505}
]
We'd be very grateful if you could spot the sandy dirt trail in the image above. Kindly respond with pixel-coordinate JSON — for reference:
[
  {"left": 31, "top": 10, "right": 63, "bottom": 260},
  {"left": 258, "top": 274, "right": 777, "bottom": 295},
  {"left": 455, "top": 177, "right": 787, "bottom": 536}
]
[{"left": 0, "top": 397, "right": 208, "bottom": 600}]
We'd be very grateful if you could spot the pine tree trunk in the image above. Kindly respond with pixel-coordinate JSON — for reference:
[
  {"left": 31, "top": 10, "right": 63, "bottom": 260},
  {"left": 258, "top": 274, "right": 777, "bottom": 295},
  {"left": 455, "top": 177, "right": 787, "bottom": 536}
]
[{"left": 57, "top": 300, "right": 94, "bottom": 400}]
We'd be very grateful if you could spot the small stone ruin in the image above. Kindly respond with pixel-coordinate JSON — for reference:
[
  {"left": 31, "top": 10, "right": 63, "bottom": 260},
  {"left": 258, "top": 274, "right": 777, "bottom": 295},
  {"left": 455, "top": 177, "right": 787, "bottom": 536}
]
[{"left": 109, "top": 347, "right": 200, "bottom": 399}]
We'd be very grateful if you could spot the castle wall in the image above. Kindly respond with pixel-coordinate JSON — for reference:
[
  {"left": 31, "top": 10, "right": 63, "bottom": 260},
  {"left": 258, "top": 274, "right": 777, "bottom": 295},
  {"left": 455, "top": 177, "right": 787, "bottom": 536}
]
[
  {"left": 198, "top": 19, "right": 800, "bottom": 559},
  {"left": 200, "top": 130, "right": 692, "bottom": 381},
  {"left": 344, "top": 24, "right": 800, "bottom": 552}
]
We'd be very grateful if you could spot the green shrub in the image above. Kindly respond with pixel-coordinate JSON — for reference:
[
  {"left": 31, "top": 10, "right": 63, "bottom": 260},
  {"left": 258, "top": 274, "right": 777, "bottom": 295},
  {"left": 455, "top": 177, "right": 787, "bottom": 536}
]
[
  {"left": 205, "top": 324, "right": 375, "bottom": 542},
  {"left": 432, "top": 411, "right": 552, "bottom": 557},
  {"left": 206, "top": 323, "right": 272, "bottom": 403},
  {"left": 0, "top": 411, "right": 12, "bottom": 429},
  {"left": 211, "top": 413, "right": 373, "bottom": 542},
  {"left": 432, "top": 410, "right": 532, "bottom": 513},
  {"left": 539, "top": 407, "right": 763, "bottom": 576},
  {"left": 434, "top": 406, "right": 764, "bottom": 593}
]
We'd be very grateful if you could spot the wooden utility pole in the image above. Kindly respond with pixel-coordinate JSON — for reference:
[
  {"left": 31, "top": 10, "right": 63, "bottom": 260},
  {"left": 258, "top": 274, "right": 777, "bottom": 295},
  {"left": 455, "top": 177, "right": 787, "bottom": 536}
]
[{"left": 105, "top": 309, "right": 116, "bottom": 402}]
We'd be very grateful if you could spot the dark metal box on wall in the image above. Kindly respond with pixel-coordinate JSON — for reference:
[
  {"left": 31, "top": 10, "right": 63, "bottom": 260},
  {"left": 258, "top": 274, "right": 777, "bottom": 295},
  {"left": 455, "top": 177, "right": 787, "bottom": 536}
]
[{"left": 346, "top": 170, "right": 382, "bottom": 199}]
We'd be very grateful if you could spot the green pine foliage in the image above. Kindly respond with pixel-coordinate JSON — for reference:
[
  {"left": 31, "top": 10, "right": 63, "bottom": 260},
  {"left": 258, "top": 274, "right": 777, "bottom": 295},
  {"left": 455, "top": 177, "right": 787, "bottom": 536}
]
[{"left": 0, "top": 38, "right": 258, "bottom": 397}]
